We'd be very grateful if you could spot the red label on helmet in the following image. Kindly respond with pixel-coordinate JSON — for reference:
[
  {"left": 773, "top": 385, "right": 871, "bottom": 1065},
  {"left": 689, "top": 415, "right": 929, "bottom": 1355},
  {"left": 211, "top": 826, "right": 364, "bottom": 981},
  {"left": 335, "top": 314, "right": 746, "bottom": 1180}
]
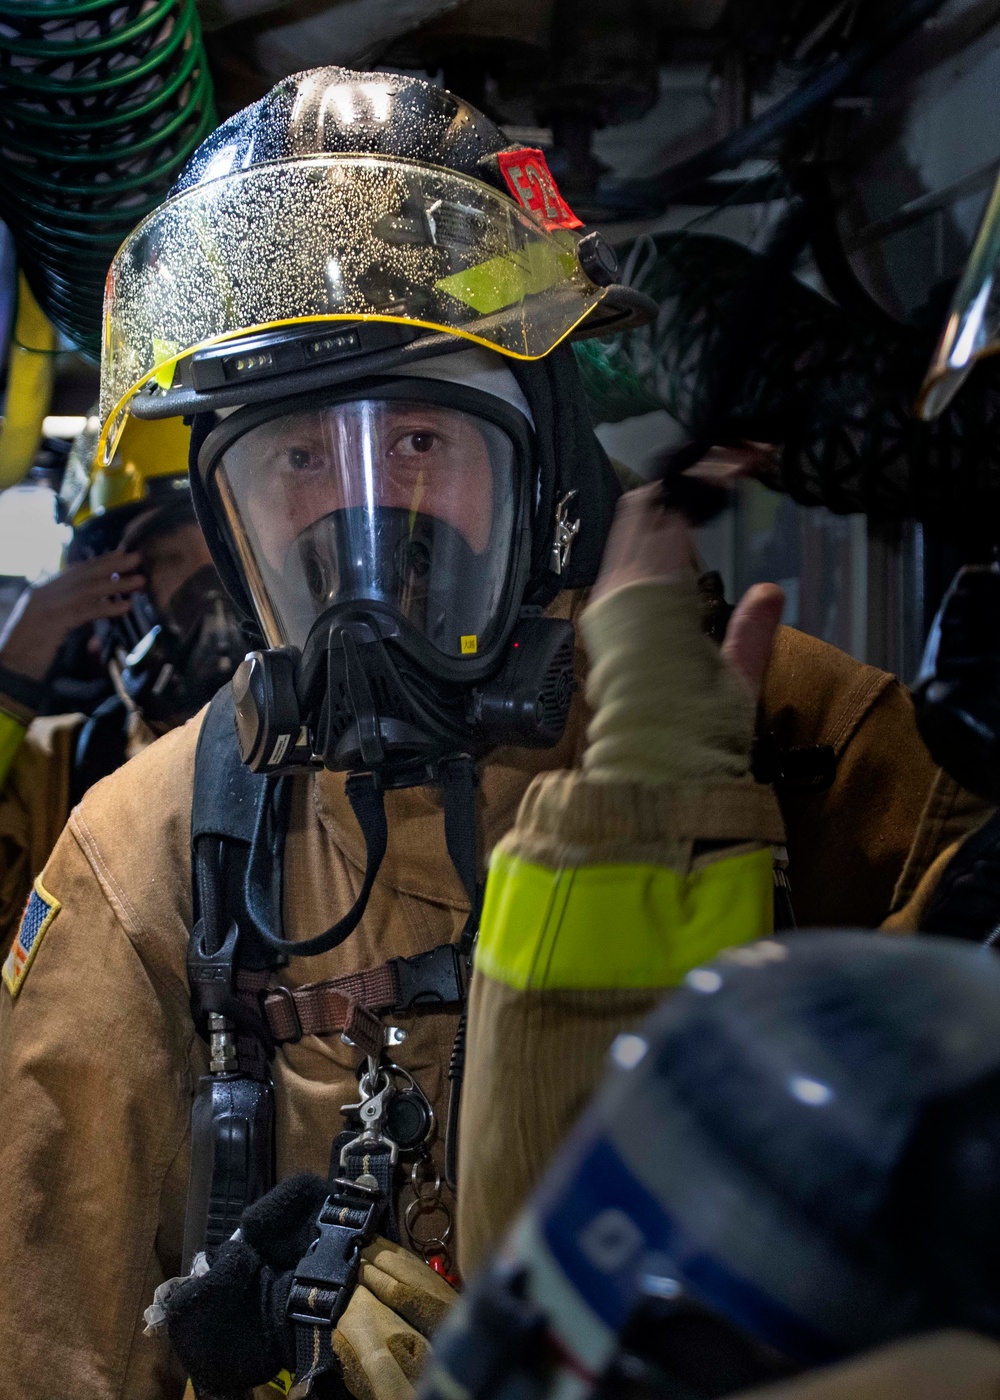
[{"left": 497, "top": 148, "right": 583, "bottom": 232}]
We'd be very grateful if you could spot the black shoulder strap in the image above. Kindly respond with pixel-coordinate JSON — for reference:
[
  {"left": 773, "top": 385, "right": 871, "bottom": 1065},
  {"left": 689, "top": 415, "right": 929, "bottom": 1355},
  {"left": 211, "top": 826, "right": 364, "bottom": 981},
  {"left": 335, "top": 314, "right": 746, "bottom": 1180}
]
[
  {"left": 186, "top": 686, "right": 281, "bottom": 1267},
  {"left": 192, "top": 683, "right": 270, "bottom": 845},
  {"left": 191, "top": 684, "right": 287, "bottom": 981}
]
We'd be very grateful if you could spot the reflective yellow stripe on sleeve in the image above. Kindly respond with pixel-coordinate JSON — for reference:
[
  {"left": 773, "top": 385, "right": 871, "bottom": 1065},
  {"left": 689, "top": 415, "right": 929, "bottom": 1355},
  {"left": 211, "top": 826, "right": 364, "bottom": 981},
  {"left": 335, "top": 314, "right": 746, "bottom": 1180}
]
[
  {"left": 476, "top": 846, "right": 775, "bottom": 991},
  {"left": 0, "top": 707, "right": 27, "bottom": 789}
]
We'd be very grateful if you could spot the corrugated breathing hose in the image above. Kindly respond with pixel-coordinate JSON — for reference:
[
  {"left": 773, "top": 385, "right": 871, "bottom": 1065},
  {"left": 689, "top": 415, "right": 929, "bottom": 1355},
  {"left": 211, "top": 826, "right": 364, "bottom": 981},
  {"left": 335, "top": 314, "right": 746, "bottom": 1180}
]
[{"left": 0, "top": 0, "right": 216, "bottom": 356}]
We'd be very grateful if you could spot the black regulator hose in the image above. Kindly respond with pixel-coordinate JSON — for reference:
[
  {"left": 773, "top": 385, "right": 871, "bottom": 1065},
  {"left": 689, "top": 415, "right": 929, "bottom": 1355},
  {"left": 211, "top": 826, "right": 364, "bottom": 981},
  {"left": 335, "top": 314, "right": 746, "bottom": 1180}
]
[{"left": 444, "top": 1008, "right": 467, "bottom": 1194}]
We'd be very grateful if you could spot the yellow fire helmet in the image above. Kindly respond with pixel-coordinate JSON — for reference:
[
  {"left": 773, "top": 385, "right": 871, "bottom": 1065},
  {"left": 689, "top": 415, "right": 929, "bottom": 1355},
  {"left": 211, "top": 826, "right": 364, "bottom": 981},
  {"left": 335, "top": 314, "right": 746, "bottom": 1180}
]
[
  {"left": 62, "top": 412, "right": 191, "bottom": 531},
  {"left": 98, "top": 66, "right": 655, "bottom": 461}
]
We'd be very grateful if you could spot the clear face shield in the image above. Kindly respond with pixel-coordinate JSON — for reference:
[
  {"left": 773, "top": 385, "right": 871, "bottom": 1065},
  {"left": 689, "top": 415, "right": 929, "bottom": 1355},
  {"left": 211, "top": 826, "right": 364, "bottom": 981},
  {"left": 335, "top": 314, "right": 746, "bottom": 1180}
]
[
  {"left": 920, "top": 173, "right": 1000, "bottom": 418},
  {"left": 99, "top": 154, "right": 610, "bottom": 460},
  {"left": 207, "top": 394, "right": 522, "bottom": 661}
]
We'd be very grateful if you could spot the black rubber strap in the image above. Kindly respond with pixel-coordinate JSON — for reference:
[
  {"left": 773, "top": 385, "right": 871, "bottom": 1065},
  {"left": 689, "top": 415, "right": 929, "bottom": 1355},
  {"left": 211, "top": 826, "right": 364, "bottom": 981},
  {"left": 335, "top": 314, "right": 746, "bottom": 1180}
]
[
  {"left": 244, "top": 772, "right": 387, "bottom": 958},
  {"left": 439, "top": 755, "right": 481, "bottom": 951},
  {"left": 72, "top": 695, "right": 129, "bottom": 806},
  {"left": 438, "top": 757, "right": 481, "bottom": 1193}
]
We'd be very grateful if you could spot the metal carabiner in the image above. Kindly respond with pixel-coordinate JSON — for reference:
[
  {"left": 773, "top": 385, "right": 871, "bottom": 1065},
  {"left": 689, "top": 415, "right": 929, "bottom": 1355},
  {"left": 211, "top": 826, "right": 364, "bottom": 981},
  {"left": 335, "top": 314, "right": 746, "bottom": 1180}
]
[{"left": 339, "top": 1066, "right": 399, "bottom": 1167}]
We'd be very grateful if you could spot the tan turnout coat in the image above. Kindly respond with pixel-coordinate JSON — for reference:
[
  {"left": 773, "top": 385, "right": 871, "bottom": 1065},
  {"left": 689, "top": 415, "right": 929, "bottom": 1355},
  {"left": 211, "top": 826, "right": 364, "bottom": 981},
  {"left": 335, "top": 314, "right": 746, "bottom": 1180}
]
[{"left": 0, "top": 612, "right": 986, "bottom": 1399}]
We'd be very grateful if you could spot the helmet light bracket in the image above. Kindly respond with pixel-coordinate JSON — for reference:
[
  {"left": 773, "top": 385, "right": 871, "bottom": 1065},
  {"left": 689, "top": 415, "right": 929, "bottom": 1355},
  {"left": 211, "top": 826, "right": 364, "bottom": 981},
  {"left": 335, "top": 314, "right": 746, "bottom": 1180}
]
[{"left": 189, "top": 321, "right": 424, "bottom": 394}]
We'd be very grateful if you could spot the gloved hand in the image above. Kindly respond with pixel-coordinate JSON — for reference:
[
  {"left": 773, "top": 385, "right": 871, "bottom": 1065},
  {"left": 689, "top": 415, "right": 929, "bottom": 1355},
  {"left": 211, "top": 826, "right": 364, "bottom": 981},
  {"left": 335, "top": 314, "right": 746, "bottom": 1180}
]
[
  {"left": 165, "top": 1172, "right": 327, "bottom": 1397},
  {"left": 333, "top": 1238, "right": 459, "bottom": 1400},
  {"left": 165, "top": 1175, "right": 457, "bottom": 1400}
]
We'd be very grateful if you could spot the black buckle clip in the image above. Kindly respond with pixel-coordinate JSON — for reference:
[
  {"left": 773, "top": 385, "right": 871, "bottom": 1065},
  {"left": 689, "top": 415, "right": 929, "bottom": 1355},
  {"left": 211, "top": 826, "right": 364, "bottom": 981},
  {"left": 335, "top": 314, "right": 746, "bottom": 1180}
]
[
  {"left": 287, "top": 1178, "right": 382, "bottom": 1329},
  {"left": 187, "top": 920, "right": 276, "bottom": 1057},
  {"left": 391, "top": 943, "right": 466, "bottom": 1012},
  {"left": 187, "top": 919, "right": 239, "bottom": 1030},
  {"left": 751, "top": 736, "right": 837, "bottom": 792}
]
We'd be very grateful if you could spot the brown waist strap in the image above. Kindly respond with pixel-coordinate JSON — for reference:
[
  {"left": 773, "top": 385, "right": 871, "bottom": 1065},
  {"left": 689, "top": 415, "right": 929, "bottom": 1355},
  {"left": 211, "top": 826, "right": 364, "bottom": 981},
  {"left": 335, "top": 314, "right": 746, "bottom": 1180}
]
[
  {"left": 259, "top": 942, "right": 467, "bottom": 1054},
  {"left": 265, "top": 983, "right": 386, "bottom": 1056}
]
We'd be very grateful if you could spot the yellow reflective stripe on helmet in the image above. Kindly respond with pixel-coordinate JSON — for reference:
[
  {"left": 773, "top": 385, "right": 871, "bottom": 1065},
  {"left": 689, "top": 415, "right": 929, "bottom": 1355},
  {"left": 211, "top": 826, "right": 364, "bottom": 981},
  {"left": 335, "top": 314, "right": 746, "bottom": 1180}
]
[
  {"left": 0, "top": 275, "right": 56, "bottom": 491},
  {"left": 151, "top": 338, "right": 180, "bottom": 390},
  {"left": 476, "top": 846, "right": 775, "bottom": 992},
  {"left": 436, "top": 242, "right": 579, "bottom": 316},
  {"left": 0, "top": 708, "right": 28, "bottom": 789}
]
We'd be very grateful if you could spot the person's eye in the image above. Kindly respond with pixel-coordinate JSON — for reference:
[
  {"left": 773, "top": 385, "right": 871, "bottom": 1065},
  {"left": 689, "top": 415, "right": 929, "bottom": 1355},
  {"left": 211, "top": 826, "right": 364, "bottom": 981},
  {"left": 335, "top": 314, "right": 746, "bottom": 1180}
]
[
  {"left": 284, "top": 446, "right": 318, "bottom": 471},
  {"left": 395, "top": 432, "right": 437, "bottom": 455}
]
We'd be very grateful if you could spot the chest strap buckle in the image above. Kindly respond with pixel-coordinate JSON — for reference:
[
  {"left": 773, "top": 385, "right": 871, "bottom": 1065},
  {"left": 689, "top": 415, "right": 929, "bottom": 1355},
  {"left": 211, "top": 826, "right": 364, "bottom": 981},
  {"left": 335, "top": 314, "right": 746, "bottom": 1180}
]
[
  {"left": 390, "top": 943, "right": 467, "bottom": 1011},
  {"left": 286, "top": 1177, "right": 383, "bottom": 1329},
  {"left": 263, "top": 942, "right": 468, "bottom": 1049}
]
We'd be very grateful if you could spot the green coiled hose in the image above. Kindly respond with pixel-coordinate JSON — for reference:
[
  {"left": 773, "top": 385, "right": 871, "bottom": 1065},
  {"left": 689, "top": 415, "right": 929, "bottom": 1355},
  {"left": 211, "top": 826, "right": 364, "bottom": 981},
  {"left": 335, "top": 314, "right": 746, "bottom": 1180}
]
[{"left": 0, "top": 0, "right": 216, "bottom": 356}]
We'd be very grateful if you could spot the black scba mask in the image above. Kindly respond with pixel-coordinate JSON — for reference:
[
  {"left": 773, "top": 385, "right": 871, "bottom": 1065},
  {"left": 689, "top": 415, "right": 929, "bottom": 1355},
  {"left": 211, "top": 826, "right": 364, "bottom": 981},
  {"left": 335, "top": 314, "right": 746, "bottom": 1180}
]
[
  {"left": 200, "top": 377, "right": 577, "bottom": 783},
  {"left": 111, "top": 564, "right": 250, "bottom": 725}
]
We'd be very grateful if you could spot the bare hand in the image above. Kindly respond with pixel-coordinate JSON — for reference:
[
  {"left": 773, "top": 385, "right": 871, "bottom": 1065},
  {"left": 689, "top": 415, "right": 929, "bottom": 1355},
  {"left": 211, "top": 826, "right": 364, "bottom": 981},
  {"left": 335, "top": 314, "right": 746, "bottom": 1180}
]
[
  {"left": 683, "top": 440, "right": 777, "bottom": 487},
  {"left": 0, "top": 551, "right": 145, "bottom": 683},
  {"left": 721, "top": 583, "right": 785, "bottom": 699},
  {"left": 592, "top": 482, "right": 698, "bottom": 599},
  {"left": 593, "top": 470, "right": 784, "bottom": 700}
]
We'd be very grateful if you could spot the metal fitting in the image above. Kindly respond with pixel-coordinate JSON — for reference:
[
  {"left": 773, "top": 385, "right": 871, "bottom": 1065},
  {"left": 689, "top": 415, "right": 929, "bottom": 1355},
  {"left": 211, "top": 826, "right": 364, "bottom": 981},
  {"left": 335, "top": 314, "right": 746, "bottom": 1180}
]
[{"left": 208, "top": 1012, "right": 238, "bottom": 1073}]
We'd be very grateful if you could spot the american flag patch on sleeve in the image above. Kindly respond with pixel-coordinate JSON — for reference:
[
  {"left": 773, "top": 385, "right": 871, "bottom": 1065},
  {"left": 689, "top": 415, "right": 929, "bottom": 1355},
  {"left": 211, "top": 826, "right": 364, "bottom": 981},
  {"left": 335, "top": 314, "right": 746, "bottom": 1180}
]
[{"left": 3, "top": 877, "right": 60, "bottom": 999}]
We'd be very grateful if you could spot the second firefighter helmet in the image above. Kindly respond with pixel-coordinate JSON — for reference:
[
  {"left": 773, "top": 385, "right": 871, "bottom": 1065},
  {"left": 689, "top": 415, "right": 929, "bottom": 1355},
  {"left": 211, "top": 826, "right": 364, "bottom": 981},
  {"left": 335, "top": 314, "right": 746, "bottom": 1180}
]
[
  {"left": 63, "top": 416, "right": 248, "bottom": 725},
  {"left": 544, "top": 934, "right": 1000, "bottom": 1380},
  {"left": 426, "top": 933, "right": 1000, "bottom": 1400}
]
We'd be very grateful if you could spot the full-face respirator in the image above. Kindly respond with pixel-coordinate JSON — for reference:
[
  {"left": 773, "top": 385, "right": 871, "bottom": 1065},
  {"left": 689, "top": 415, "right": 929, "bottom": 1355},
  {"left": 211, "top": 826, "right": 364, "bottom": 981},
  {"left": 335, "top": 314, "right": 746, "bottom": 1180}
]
[{"left": 195, "top": 355, "right": 579, "bottom": 787}]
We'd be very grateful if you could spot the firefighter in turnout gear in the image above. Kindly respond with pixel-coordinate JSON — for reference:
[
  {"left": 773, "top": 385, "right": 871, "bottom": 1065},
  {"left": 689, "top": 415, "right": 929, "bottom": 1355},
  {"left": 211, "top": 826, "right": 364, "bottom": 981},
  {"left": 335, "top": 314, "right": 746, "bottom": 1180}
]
[{"left": 0, "top": 67, "right": 980, "bottom": 1400}]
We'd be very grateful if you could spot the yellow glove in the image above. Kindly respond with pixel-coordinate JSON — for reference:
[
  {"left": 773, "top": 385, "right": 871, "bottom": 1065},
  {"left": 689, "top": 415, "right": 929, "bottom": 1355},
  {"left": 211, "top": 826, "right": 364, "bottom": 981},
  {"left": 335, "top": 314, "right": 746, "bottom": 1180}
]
[{"left": 332, "top": 1238, "right": 457, "bottom": 1400}]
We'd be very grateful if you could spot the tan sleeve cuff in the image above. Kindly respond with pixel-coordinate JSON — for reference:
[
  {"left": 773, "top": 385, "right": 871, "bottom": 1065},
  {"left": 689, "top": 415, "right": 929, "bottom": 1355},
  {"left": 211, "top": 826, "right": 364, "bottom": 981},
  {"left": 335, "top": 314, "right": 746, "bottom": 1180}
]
[
  {"left": 579, "top": 578, "right": 756, "bottom": 787},
  {"left": 458, "top": 971, "right": 663, "bottom": 1276},
  {"left": 497, "top": 768, "right": 785, "bottom": 869}
]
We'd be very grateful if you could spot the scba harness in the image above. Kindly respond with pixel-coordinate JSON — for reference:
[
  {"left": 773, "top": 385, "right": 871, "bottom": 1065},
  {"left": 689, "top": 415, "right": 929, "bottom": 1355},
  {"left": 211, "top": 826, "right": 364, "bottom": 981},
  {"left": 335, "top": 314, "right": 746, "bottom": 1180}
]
[{"left": 183, "top": 685, "right": 476, "bottom": 1390}]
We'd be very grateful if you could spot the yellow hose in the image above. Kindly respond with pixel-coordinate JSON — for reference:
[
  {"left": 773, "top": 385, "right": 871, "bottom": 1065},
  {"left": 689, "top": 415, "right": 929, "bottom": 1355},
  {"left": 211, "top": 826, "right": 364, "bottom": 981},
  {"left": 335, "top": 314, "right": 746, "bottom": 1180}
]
[{"left": 0, "top": 273, "right": 56, "bottom": 490}]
